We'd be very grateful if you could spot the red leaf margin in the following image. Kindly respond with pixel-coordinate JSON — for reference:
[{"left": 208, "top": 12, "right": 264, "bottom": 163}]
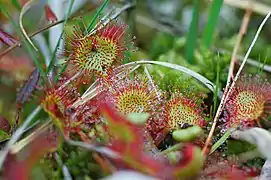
[
  {"left": 100, "top": 103, "right": 205, "bottom": 179},
  {"left": 3, "top": 130, "right": 60, "bottom": 180},
  {"left": 44, "top": 4, "right": 58, "bottom": 23}
]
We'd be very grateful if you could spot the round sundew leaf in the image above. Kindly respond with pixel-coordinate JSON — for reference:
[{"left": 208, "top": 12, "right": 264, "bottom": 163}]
[
  {"left": 172, "top": 126, "right": 203, "bottom": 142},
  {"left": 127, "top": 113, "right": 150, "bottom": 125},
  {"left": 225, "top": 75, "right": 271, "bottom": 127}
]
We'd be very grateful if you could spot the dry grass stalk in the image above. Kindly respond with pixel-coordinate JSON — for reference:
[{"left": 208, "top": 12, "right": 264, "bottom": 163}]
[{"left": 202, "top": 11, "right": 271, "bottom": 155}]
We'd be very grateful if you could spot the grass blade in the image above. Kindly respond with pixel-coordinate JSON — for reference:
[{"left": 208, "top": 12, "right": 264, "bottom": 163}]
[
  {"left": 202, "top": 0, "right": 223, "bottom": 48},
  {"left": 86, "top": 0, "right": 110, "bottom": 33},
  {"left": 210, "top": 127, "right": 235, "bottom": 154},
  {"left": 47, "top": 31, "right": 64, "bottom": 74},
  {"left": 19, "top": 0, "right": 39, "bottom": 52},
  {"left": 185, "top": 0, "right": 200, "bottom": 64},
  {"left": 55, "top": 62, "right": 69, "bottom": 83},
  {"left": 124, "top": 60, "right": 219, "bottom": 94},
  {"left": 53, "top": 0, "right": 75, "bottom": 82},
  {"left": 12, "top": 0, "right": 22, "bottom": 10},
  {"left": 64, "top": 0, "right": 75, "bottom": 25}
]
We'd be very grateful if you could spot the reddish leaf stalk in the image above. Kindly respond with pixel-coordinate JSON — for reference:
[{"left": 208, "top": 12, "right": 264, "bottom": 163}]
[
  {"left": 0, "top": 4, "right": 99, "bottom": 59},
  {"left": 0, "top": 28, "right": 19, "bottom": 46}
]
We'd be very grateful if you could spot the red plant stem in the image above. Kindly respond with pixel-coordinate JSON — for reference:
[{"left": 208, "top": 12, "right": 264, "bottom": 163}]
[
  {"left": 202, "top": 8, "right": 252, "bottom": 155},
  {"left": 0, "top": 21, "right": 63, "bottom": 59}
]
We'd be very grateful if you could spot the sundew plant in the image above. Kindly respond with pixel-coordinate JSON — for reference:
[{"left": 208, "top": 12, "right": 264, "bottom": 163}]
[{"left": 0, "top": 0, "right": 271, "bottom": 179}]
